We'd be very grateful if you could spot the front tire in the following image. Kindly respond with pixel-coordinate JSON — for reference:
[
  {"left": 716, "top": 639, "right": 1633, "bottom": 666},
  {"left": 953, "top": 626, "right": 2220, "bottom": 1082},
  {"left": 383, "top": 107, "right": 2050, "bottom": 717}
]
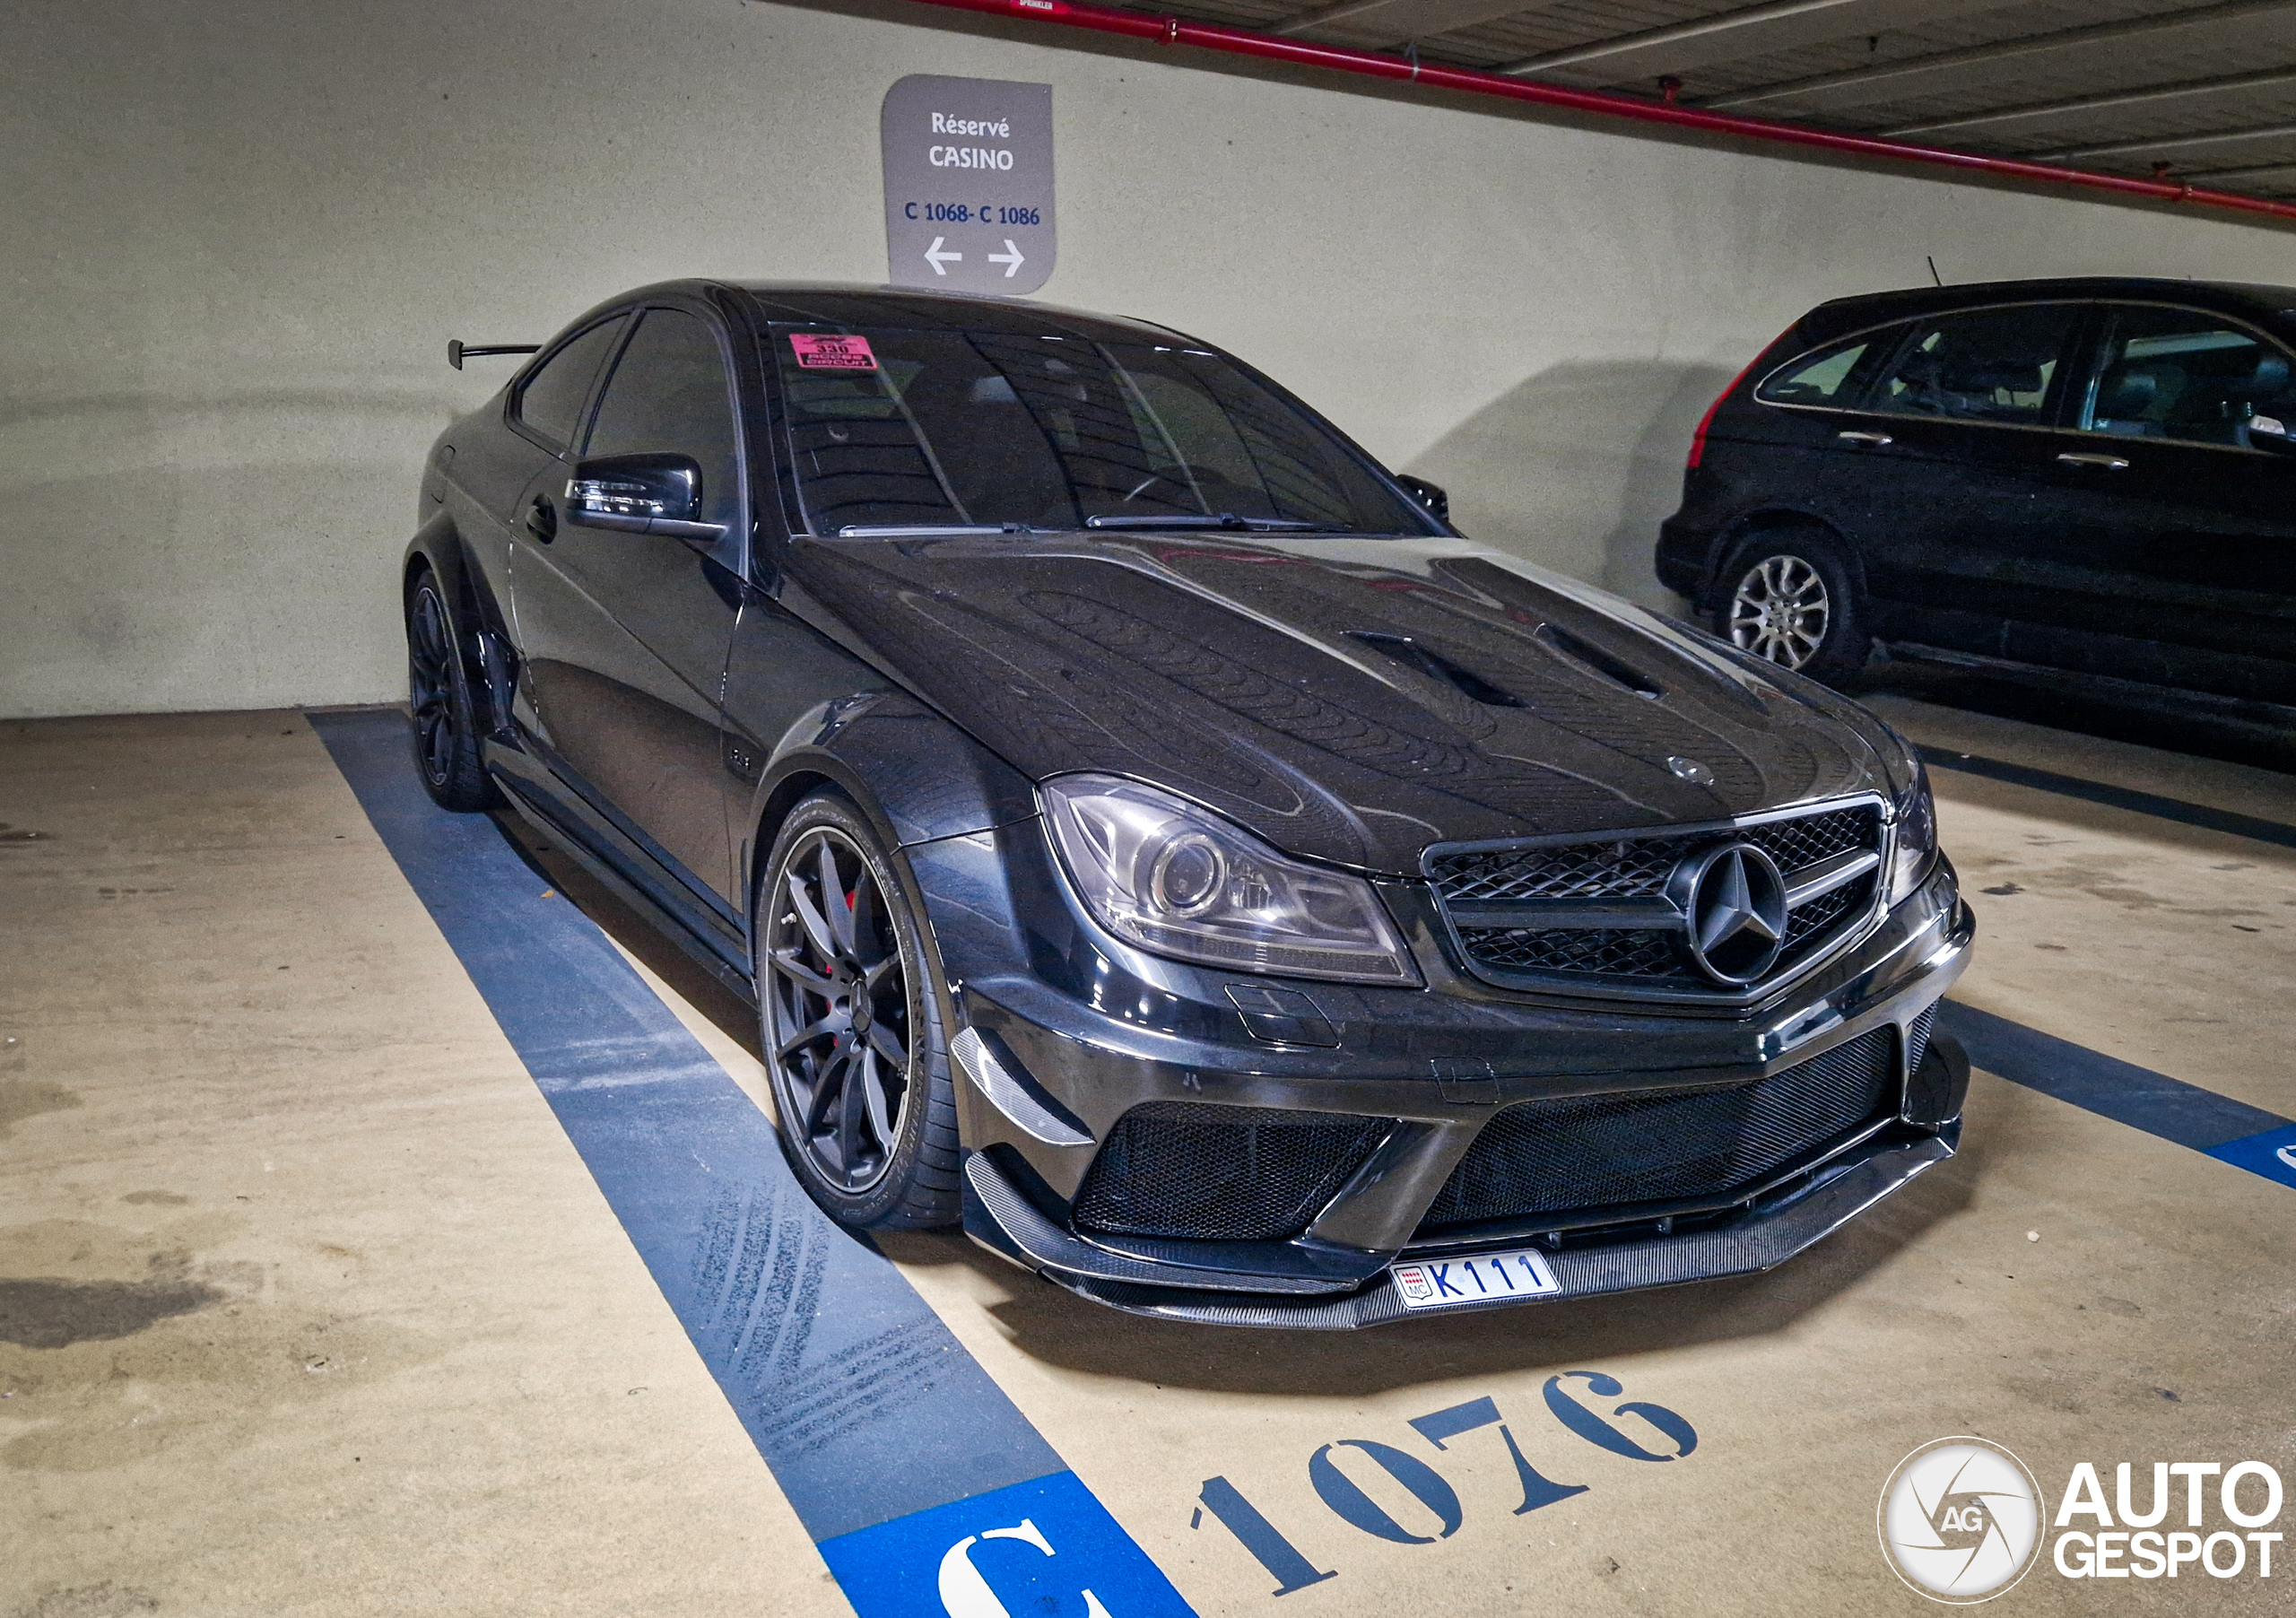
[
  {"left": 405, "top": 572, "right": 496, "bottom": 812},
  {"left": 755, "top": 792, "right": 961, "bottom": 1230}
]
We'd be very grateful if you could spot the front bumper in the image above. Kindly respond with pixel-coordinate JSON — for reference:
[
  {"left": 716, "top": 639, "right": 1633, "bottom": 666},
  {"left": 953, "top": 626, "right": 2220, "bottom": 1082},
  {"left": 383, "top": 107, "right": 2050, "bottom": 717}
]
[
  {"left": 906, "top": 819, "right": 1974, "bottom": 1328},
  {"left": 966, "top": 1124, "right": 1957, "bottom": 1328}
]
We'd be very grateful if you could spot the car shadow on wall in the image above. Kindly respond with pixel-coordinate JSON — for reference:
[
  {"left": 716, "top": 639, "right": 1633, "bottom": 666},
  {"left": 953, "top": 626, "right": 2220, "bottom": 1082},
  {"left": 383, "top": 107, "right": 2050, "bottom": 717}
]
[{"left": 1403, "top": 358, "right": 1736, "bottom": 610}]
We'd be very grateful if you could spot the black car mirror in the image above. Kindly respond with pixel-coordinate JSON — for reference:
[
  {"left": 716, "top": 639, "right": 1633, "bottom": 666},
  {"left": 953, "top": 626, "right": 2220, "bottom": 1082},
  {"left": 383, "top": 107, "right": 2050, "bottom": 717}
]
[
  {"left": 1395, "top": 473, "right": 1449, "bottom": 521},
  {"left": 565, "top": 453, "right": 727, "bottom": 543},
  {"left": 2247, "top": 413, "right": 2296, "bottom": 457}
]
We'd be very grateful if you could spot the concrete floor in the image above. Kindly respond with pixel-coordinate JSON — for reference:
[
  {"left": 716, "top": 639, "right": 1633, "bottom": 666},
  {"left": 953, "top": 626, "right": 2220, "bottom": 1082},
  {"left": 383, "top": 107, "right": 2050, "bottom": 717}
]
[{"left": 4, "top": 699, "right": 2291, "bottom": 1616}]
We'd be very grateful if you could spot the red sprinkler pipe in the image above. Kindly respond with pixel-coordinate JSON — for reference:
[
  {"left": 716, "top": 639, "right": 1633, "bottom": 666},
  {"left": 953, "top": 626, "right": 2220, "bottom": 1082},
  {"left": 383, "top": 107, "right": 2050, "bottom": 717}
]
[{"left": 898, "top": 0, "right": 2296, "bottom": 225}]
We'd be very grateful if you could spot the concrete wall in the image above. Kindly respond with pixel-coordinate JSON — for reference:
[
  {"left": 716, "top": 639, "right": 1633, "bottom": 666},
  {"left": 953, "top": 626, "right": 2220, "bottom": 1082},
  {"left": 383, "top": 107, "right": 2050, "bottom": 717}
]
[{"left": 5, "top": 0, "right": 2293, "bottom": 719}]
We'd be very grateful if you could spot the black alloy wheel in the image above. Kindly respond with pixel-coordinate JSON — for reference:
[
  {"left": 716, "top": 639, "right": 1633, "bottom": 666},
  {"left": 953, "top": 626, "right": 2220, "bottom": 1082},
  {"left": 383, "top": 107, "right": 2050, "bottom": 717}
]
[
  {"left": 405, "top": 574, "right": 496, "bottom": 812},
  {"left": 1715, "top": 531, "right": 1867, "bottom": 678},
  {"left": 757, "top": 792, "right": 960, "bottom": 1229}
]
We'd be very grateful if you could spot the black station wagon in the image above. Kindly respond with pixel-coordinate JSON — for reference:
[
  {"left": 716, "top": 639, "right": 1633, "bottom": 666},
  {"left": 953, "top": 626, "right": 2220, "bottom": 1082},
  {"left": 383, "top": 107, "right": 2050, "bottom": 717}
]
[
  {"left": 1658, "top": 276, "right": 2296, "bottom": 712},
  {"left": 406, "top": 281, "right": 1972, "bottom": 1327}
]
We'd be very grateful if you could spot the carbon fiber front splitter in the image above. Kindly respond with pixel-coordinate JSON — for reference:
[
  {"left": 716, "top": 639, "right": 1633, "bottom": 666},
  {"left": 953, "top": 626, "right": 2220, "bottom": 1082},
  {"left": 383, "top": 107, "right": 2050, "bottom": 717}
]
[{"left": 962, "top": 1124, "right": 1959, "bottom": 1329}]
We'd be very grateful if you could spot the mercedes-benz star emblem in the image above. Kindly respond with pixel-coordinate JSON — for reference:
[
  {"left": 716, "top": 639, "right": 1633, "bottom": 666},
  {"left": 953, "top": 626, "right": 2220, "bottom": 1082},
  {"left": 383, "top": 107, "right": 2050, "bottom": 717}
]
[{"left": 1674, "top": 841, "right": 1788, "bottom": 985}]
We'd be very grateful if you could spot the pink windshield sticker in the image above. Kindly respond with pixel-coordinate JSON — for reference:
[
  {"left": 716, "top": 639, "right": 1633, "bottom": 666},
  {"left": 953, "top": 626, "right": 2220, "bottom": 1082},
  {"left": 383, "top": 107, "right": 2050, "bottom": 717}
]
[{"left": 789, "top": 333, "right": 878, "bottom": 370}]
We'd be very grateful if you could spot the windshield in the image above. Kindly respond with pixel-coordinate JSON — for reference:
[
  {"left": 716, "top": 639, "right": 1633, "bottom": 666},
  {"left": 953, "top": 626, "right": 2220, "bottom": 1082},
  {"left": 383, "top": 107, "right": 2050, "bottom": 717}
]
[{"left": 770, "top": 325, "right": 1434, "bottom": 535}]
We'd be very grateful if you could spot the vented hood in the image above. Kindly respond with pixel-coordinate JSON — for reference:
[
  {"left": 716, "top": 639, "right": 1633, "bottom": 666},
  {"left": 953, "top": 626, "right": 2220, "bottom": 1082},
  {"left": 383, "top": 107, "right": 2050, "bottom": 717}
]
[{"left": 783, "top": 530, "right": 1913, "bottom": 874}]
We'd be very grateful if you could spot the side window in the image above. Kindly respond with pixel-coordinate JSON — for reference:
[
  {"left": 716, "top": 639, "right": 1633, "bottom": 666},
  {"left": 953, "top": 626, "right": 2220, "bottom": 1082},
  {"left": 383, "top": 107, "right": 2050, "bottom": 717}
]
[
  {"left": 1867, "top": 304, "right": 2080, "bottom": 424},
  {"left": 512, "top": 317, "right": 627, "bottom": 448},
  {"left": 585, "top": 309, "right": 741, "bottom": 526},
  {"left": 2079, "top": 306, "right": 2295, "bottom": 448},
  {"left": 1755, "top": 335, "right": 1882, "bottom": 408}
]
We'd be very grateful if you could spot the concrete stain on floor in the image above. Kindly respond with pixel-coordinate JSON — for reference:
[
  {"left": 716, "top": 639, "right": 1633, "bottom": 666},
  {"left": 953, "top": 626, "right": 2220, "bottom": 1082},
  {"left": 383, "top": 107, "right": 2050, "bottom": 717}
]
[
  {"left": 7, "top": 1583, "right": 161, "bottom": 1618},
  {"left": 0, "top": 1269, "right": 225, "bottom": 1351},
  {"left": 0, "top": 1078, "right": 83, "bottom": 1140}
]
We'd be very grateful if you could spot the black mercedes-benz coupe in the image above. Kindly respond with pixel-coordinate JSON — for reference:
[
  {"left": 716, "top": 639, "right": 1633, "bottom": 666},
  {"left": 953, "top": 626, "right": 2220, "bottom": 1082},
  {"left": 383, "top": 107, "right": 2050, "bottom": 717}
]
[{"left": 404, "top": 281, "right": 1973, "bottom": 1327}]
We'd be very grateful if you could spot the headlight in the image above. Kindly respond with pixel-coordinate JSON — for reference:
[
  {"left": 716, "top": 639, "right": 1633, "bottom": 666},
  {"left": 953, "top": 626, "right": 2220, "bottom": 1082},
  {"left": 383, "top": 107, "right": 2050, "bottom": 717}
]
[
  {"left": 1886, "top": 760, "right": 1938, "bottom": 905},
  {"left": 1041, "top": 775, "right": 1420, "bottom": 986}
]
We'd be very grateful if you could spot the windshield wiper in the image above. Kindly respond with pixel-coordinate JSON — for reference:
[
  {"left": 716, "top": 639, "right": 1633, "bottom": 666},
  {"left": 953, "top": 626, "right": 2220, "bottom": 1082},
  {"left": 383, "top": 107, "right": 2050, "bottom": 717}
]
[
  {"left": 1082, "top": 513, "right": 1350, "bottom": 533},
  {"left": 835, "top": 522, "right": 1033, "bottom": 538}
]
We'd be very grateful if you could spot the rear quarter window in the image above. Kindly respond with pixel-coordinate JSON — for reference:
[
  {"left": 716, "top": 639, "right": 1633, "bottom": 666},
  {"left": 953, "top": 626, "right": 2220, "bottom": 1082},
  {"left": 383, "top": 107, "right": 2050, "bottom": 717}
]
[
  {"left": 1755, "top": 336, "right": 1881, "bottom": 407},
  {"left": 512, "top": 316, "right": 628, "bottom": 448}
]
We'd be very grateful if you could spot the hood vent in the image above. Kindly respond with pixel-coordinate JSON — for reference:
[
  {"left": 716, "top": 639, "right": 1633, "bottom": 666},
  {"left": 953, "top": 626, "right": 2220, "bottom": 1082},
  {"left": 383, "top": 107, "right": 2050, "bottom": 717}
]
[
  {"left": 1351, "top": 632, "right": 1526, "bottom": 709},
  {"left": 1535, "top": 623, "right": 1664, "bottom": 700}
]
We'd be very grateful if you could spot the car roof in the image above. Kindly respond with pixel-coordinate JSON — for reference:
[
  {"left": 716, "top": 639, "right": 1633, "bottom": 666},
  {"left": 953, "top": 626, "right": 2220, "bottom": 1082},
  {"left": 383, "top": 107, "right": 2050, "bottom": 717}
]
[
  {"left": 1797, "top": 276, "right": 2296, "bottom": 344},
  {"left": 557, "top": 279, "right": 1194, "bottom": 346}
]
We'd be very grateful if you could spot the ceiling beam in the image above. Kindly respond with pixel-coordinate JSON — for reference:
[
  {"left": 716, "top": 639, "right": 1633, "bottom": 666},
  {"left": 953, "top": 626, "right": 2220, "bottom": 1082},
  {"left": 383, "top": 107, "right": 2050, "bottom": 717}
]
[
  {"left": 1875, "top": 65, "right": 2296, "bottom": 138},
  {"left": 2181, "top": 155, "right": 2296, "bottom": 180},
  {"left": 1268, "top": 0, "right": 1550, "bottom": 43},
  {"left": 1704, "top": 0, "right": 2296, "bottom": 111},
  {"left": 1494, "top": 0, "right": 1997, "bottom": 82},
  {"left": 2036, "top": 119, "right": 2296, "bottom": 163}
]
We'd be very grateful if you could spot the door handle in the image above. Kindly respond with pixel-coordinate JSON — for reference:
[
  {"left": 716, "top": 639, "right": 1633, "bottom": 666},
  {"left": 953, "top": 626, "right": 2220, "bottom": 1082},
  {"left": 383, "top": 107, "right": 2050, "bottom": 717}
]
[
  {"left": 1836, "top": 431, "right": 1894, "bottom": 447},
  {"left": 525, "top": 494, "right": 557, "bottom": 542},
  {"left": 2056, "top": 453, "right": 2130, "bottom": 470}
]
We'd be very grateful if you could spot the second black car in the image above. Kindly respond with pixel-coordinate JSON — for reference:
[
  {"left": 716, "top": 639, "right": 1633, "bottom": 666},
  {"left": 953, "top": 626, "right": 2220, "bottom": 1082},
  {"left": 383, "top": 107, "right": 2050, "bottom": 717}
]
[{"left": 1660, "top": 275, "right": 2296, "bottom": 709}]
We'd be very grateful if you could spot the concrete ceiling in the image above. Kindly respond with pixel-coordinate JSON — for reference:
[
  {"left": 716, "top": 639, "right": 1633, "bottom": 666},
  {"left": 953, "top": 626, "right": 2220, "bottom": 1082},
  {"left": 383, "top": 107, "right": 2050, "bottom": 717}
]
[{"left": 1140, "top": 0, "right": 2296, "bottom": 201}]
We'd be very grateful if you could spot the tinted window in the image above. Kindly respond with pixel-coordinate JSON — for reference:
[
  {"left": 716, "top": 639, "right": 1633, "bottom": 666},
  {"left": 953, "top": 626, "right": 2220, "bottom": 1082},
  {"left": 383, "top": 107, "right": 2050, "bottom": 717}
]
[
  {"left": 586, "top": 309, "right": 741, "bottom": 524},
  {"left": 1755, "top": 336, "right": 1878, "bottom": 406},
  {"left": 770, "top": 326, "right": 1430, "bottom": 535},
  {"left": 514, "top": 317, "right": 627, "bottom": 448},
  {"left": 1867, "top": 304, "right": 2079, "bottom": 423},
  {"left": 2079, "top": 306, "right": 2296, "bottom": 447}
]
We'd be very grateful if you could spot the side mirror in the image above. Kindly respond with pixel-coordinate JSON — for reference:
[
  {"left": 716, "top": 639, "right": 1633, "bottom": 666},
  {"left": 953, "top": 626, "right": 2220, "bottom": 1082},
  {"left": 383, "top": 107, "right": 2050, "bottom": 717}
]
[
  {"left": 1394, "top": 473, "right": 1449, "bottom": 522},
  {"left": 2248, "top": 413, "right": 2296, "bottom": 457},
  {"left": 564, "top": 453, "right": 727, "bottom": 543}
]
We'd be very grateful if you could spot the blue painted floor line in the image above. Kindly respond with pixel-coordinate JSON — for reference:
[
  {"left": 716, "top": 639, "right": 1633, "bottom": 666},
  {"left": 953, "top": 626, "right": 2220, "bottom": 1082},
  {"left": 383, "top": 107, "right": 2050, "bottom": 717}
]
[
  {"left": 1938, "top": 1002, "right": 2296, "bottom": 1190},
  {"left": 1918, "top": 745, "right": 2296, "bottom": 851},
  {"left": 309, "top": 710, "right": 1194, "bottom": 1618}
]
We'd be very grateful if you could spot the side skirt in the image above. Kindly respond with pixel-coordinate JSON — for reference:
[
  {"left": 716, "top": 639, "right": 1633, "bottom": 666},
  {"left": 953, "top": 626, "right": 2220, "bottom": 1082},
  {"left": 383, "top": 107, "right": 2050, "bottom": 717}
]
[{"left": 485, "top": 747, "right": 758, "bottom": 1005}]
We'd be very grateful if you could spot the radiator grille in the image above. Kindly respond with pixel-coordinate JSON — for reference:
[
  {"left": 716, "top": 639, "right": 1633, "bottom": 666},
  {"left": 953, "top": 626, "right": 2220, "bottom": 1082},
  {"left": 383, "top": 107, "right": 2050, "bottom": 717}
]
[
  {"left": 1427, "top": 802, "right": 1884, "bottom": 996},
  {"left": 1469, "top": 928, "right": 1680, "bottom": 978},
  {"left": 1073, "top": 1102, "right": 1391, "bottom": 1242},
  {"left": 1907, "top": 1005, "right": 1937, "bottom": 1075},
  {"left": 1420, "top": 1025, "right": 1899, "bottom": 1232}
]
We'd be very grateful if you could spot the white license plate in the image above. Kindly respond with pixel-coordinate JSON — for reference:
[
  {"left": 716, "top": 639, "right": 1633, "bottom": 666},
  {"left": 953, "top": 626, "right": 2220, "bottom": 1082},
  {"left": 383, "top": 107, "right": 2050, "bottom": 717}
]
[{"left": 1392, "top": 1248, "right": 1561, "bottom": 1311}]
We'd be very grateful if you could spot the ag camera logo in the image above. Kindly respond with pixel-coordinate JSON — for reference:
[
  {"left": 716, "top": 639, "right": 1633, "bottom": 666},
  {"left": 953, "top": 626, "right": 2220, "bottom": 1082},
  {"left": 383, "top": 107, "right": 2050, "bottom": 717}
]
[{"left": 1879, "top": 1437, "right": 2044, "bottom": 1603}]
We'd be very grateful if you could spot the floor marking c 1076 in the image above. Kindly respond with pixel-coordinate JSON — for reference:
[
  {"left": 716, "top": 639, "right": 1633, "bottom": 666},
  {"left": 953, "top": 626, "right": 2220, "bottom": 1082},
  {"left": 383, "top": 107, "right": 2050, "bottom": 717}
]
[{"left": 1191, "top": 1374, "right": 1697, "bottom": 1596}]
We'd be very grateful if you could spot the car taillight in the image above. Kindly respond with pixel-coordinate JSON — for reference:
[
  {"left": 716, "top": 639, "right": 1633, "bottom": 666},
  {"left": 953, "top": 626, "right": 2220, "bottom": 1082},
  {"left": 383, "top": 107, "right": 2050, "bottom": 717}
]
[
  {"left": 1686, "top": 326, "right": 1796, "bottom": 469},
  {"left": 1690, "top": 360, "right": 1753, "bottom": 468}
]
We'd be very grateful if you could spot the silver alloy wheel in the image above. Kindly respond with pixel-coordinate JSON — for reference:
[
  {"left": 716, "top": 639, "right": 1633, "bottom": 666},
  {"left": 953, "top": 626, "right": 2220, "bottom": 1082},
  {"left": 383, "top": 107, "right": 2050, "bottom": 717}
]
[
  {"left": 761, "top": 826, "right": 914, "bottom": 1194},
  {"left": 1726, "top": 552, "right": 1831, "bottom": 669}
]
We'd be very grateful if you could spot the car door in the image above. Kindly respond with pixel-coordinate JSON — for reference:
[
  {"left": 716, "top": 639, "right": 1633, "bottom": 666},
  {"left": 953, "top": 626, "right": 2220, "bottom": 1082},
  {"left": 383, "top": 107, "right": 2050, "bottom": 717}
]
[
  {"left": 451, "top": 313, "right": 629, "bottom": 732},
  {"left": 1814, "top": 301, "right": 2087, "bottom": 659},
  {"left": 509, "top": 303, "right": 750, "bottom": 919},
  {"left": 2025, "top": 301, "right": 2296, "bottom": 703}
]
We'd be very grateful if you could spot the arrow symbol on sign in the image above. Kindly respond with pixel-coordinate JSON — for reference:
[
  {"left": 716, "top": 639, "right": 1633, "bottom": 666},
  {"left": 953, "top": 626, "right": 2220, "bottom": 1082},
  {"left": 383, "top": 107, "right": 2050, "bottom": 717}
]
[
  {"left": 923, "top": 237, "right": 962, "bottom": 275},
  {"left": 987, "top": 239, "right": 1026, "bottom": 277}
]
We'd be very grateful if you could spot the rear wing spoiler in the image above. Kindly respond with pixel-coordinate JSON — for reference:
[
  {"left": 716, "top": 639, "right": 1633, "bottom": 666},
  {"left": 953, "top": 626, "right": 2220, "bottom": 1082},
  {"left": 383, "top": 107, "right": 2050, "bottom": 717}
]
[{"left": 448, "top": 339, "right": 539, "bottom": 370}]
